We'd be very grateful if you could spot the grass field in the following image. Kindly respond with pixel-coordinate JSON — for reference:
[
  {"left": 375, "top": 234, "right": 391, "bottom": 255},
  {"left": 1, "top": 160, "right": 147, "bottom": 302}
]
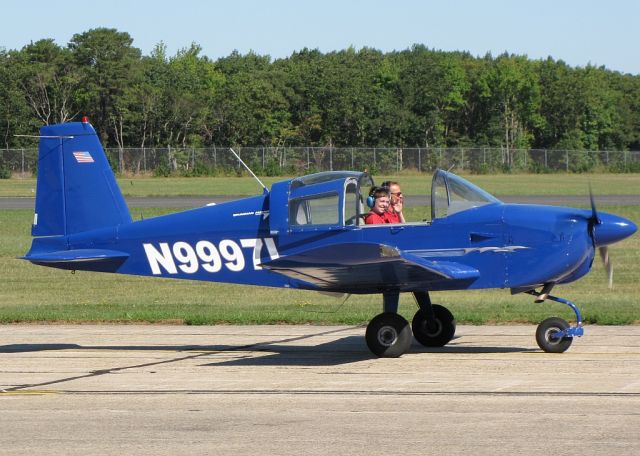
[
  {"left": 2, "top": 172, "right": 640, "bottom": 197},
  {"left": 1, "top": 200, "right": 638, "bottom": 325}
]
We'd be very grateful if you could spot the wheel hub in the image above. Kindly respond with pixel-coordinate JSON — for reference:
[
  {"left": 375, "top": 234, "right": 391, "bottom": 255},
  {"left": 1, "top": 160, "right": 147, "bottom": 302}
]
[
  {"left": 377, "top": 325, "right": 398, "bottom": 347},
  {"left": 424, "top": 319, "right": 442, "bottom": 337},
  {"left": 545, "top": 327, "right": 562, "bottom": 344}
]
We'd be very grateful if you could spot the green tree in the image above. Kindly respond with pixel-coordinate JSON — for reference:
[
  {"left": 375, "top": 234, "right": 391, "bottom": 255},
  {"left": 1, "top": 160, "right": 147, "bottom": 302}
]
[
  {"left": 475, "top": 54, "right": 543, "bottom": 166},
  {"left": 212, "top": 51, "right": 291, "bottom": 146},
  {"left": 275, "top": 48, "right": 328, "bottom": 145},
  {"left": 538, "top": 60, "right": 626, "bottom": 157},
  {"left": 10, "top": 39, "right": 80, "bottom": 125},
  {"left": 396, "top": 46, "right": 471, "bottom": 147},
  {"left": 68, "top": 28, "right": 142, "bottom": 144},
  {"left": 577, "top": 66, "right": 623, "bottom": 151},
  {"left": 163, "top": 44, "right": 223, "bottom": 148},
  {"left": 610, "top": 72, "right": 640, "bottom": 150},
  {"left": 0, "top": 49, "right": 34, "bottom": 149},
  {"left": 537, "top": 58, "right": 579, "bottom": 149},
  {"left": 2, "top": 31, "right": 640, "bottom": 157}
]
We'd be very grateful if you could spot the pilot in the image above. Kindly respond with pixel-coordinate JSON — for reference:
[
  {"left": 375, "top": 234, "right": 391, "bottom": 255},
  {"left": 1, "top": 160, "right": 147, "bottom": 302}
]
[
  {"left": 364, "top": 186, "right": 394, "bottom": 224},
  {"left": 381, "top": 180, "right": 406, "bottom": 223}
]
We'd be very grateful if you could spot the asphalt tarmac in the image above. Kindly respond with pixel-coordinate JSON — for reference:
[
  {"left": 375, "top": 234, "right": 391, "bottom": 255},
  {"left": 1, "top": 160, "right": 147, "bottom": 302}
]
[{"left": 2, "top": 324, "right": 639, "bottom": 455}]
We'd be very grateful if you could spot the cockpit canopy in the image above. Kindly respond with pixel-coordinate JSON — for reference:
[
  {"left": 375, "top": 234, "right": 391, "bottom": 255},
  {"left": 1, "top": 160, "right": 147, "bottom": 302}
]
[
  {"left": 269, "top": 171, "right": 373, "bottom": 233},
  {"left": 431, "top": 169, "right": 501, "bottom": 220},
  {"left": 289, "top": 171, "right": 373, "bottom": 228},
  {"left": 268, "top": 169, "right": 500, "bottom": 233}
]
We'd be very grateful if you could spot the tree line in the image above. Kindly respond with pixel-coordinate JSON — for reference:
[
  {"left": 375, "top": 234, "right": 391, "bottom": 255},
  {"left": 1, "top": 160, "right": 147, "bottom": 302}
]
[{"left": 1, "top": 27, "right": 639, "bottom": 154}]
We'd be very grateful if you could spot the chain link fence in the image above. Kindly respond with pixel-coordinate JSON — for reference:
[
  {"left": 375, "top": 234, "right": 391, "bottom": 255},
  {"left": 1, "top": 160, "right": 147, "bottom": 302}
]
[{"left": 2, "top": 146, "right": 640, "bottom": 177}]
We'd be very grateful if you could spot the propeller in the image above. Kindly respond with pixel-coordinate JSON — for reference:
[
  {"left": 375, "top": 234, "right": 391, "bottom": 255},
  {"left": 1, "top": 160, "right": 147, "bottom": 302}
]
[
  {"left": 588, "top": 184, "right": 614, "bottom": 289},
  {"left": 599, "top": 246, "right": 613, "bottom": 289}
]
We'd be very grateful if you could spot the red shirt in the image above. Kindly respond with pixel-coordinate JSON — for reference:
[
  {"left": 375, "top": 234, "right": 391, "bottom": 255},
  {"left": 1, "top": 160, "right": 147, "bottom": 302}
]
[
  {"left": 385, "top": 210, "right": 401, "bottom": 224},
  {"left": 364, "top": 211, "right": 400, "bottom": 224}
]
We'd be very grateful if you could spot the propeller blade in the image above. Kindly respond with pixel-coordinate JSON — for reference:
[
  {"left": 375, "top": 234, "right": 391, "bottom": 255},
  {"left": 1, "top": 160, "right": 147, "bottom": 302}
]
[
  {"left": 587, "top": 183, "right": 601, "bottom": 248},
  {"left": 589, "top": 183, "right": 599, "bottom": 223},
  {"left": 599, "top": 246, "right": 613, "bottom": 289}
]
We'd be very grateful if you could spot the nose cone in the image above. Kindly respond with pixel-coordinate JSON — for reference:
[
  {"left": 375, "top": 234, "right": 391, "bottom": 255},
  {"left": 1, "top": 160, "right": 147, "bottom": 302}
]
[{"left": 593, "top": 213, "right": 637, "bottom": 247}]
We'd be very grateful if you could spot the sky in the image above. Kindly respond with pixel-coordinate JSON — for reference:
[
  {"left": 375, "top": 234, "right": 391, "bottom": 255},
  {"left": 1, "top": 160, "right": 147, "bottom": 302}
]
[{"left": 1, "top": 0, "right": 638, "bottom": 74}]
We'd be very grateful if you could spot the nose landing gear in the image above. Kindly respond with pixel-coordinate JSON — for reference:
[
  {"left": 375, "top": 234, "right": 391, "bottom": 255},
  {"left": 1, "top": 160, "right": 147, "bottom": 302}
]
[{"left": 526, "top": 290, "right": 584, "bottom": 353}]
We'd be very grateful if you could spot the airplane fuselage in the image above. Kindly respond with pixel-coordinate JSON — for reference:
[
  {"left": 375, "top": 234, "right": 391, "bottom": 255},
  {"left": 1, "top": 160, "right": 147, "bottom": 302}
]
[{"left": 40, "top": 196, "right": 611, "bottom": 294}]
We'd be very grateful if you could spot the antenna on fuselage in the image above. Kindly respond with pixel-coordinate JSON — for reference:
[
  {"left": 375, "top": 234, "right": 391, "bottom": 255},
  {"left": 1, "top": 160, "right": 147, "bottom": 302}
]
[{"left": 229, "top": 147, "right": 268, "bottom": 194}]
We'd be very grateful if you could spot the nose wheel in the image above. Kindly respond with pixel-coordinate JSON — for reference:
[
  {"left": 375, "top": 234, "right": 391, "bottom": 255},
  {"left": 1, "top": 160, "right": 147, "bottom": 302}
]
[
  {"left": 527, "top": 290, "right": 584, "bottom": 353},
  {"left": 536, "top": 317, "right": 573, "bottom": 353}
]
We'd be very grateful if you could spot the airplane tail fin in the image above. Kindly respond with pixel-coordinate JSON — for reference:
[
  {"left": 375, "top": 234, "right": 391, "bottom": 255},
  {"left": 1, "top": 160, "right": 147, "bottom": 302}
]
[{"left": 32, "top": 121, "right": 132, "bottom": 236}]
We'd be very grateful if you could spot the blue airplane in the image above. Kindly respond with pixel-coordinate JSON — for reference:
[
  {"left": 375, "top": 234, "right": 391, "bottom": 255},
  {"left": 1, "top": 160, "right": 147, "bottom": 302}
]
[{"left": 22, "top": 121, "right": 637, "bottom": 357}]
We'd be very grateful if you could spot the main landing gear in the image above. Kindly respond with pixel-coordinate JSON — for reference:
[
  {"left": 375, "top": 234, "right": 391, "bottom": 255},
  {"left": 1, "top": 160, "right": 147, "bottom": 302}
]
[
  {"left": 526, "top": 290, "right": 584, "bottom": 353},
  {"left": 365, "top": 291, "right": 456, "bottom": 358}
]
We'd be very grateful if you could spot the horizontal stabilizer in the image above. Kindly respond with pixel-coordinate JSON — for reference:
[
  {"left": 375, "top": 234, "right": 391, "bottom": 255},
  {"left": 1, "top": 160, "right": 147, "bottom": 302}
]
[
  {"left": 262, "top": 242, "right": 479, "bottom": 292},
  {"left": 22, "top": 249, "right": 129, "bottom": 272}
]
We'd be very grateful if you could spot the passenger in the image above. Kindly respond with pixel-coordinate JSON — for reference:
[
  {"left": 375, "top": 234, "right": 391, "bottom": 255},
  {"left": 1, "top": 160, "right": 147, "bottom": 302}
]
[
  {"left": 364, "top": 186, "right": 393, "bottom": 224},
  {"left": 381, "top": 180, "right": 406, "bottom": 223}
]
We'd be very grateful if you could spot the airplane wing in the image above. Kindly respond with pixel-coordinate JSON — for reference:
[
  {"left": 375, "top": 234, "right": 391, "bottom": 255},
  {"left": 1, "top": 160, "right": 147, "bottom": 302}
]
[{"left": 261, "top": 242, "right": 479, "bottom": 292}]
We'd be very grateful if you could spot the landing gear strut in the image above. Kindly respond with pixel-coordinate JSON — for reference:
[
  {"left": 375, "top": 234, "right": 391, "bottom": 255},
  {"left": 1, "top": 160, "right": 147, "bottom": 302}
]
[
  {"left": 526, "top": 290, "right": 584, "bottom": 353},
  {"left": 411, "top": 291, "right": 456, "bottom": 347},
  {"left": 365, "top": 291, "right": 456, "bottom": 357}
]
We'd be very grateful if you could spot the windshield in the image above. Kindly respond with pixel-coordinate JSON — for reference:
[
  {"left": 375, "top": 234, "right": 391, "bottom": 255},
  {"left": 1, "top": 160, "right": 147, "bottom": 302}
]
[{"left": 431, "top": 170, "right": 501, "bottom": 219}]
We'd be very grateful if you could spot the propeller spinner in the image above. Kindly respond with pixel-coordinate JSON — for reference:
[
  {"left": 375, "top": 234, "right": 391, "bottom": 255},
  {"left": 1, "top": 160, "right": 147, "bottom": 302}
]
[{"left": 588, "top": 186, "right": 636, "bottom": 289}]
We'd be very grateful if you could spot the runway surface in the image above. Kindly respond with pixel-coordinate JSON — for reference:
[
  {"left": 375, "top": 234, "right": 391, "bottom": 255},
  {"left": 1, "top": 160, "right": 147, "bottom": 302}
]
[
  {"left": 2, "top": 324, "right": 639, "bottom": 455},
  {"left": 2, "top": 194, "right": 639, "bottom": 209}
]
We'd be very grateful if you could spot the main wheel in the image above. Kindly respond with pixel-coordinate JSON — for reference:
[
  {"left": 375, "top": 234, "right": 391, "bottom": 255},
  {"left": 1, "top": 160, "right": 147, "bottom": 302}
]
[
  {"left": 365, "top": 312, "right": 412, "bottom": 358},
  {"left": 536, "top": 317, "right": 573, "bottom": 353},
  {"left": 411, "top": 304, "right": 456, "bottom": 347}
]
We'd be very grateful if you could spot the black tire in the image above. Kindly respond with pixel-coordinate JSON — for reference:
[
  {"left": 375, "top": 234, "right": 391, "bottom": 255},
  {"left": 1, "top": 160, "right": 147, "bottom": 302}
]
[
  {"left": 365, "top": 312, "right": 412, "bottom": 358},
  {"left": 536, "top": 317, "right": 573, "bottom": 353},
  {"left": 411, "top": 304, "right": 456, "bottom": 347}
]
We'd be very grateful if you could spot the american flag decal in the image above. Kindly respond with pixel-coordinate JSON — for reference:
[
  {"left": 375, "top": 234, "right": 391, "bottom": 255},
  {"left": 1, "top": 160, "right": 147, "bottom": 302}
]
[{"left": 73, "top": 151, "right": 94, "bottom": 163}]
